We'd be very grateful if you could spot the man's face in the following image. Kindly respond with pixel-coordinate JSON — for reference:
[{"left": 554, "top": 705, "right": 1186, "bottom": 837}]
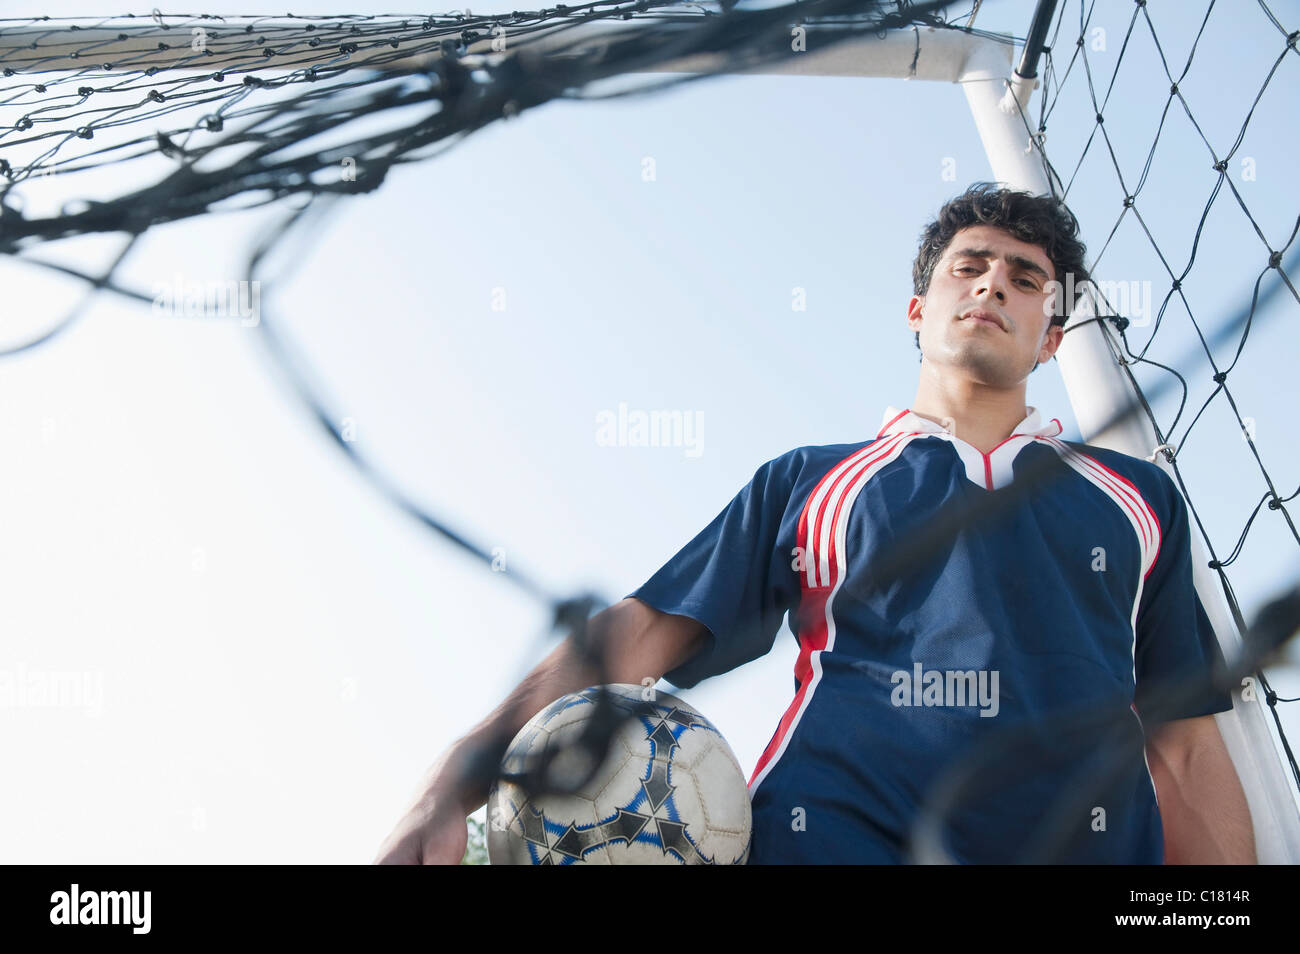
[{"left": 907, "top": 225, "right": 1064, "bottom": 388}]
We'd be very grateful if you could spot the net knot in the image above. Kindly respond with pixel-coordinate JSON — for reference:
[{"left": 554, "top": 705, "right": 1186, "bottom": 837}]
[
  {"left": 154, "top": 132, "right": 180, "bottom": 157},
  {"left": 1266, "top": 689, "right": 1278, "bottom": 706},
  {"left": 1267, "top": 496, "right": 1282, "bottom": 511},
  {"left": 1111, "top": 314, "right": 1130, "bottom": 332},
  {"left": 1287, "top": 31, "right": 1298, "bottom": 50},
  {"left": 1213, "top": 371, "right": 1227, "bottom": 383},
  {"left": 1213, "top": 159, "right": 1228, "bottom": 173},
  {"left": 34, "top": 84, "right": 46, "bottom": 94},
  {"left": 1122, "top": 194, "right": 1134, "bottom": 208},
  {"left": 553, "top": 594, "right": 601, "bottom": 654},
  {"left": 1208, "top": 559, "right": 1221, "bottom": 570},
  {"left": 1268, "top": 251, "right": 1282, "bottom": 269},
  {"left": 1146, "top": 442, "right": 1175, "bottom": 463},
  {"left": 148, "top": 90, "right": 165, "bottom": 103},
  {"left": 1169, "top": 83, "right": 1178, "bottom": 95}
]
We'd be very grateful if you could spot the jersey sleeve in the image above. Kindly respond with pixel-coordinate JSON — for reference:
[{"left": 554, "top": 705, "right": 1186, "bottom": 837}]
[
  {"left": 627, "top": 456, "right": 797, "bottom": 689},
  {"left": 1132, "top": 466, "right": 1234, "bottom": 721}
]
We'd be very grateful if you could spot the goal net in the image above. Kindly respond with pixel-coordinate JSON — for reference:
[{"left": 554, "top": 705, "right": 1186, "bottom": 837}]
[{"left": 1, "top": 0, "right": 1295, "bottom": 863}]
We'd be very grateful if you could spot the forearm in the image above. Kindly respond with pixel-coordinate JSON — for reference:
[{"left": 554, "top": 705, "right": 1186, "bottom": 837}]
[
  {"left": 429, "top": 638, "right": 603, "bottom": 815},
  {"left": 1148, "top": 719, "right": 1256, "bottom": 864}
]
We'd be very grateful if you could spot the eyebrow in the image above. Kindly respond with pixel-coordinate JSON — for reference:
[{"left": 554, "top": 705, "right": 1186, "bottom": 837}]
[{"left": 949, "top": 247, "right": 1052, "bottom": 282}]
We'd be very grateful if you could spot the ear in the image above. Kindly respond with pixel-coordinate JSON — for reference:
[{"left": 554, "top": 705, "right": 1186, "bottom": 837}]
[
  {"left": 1038, "top": 321, "right": 1065, "bottom": 364},
  {"left": 907, "top": 294, "right": 925, "bottom": 332}
]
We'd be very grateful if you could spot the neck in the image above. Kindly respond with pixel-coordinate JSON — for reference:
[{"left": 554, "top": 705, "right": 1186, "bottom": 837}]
[{"left": 910, "top": 364, "right": 1030, "bottom": 454}]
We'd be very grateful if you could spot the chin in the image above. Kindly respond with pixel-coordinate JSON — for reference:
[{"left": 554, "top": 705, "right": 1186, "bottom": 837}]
[{"left": 946, "top": 351, "right": 1021, "bottom": 387}]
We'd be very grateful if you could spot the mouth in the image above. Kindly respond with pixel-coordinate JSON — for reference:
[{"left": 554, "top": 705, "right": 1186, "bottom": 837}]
[{"left": 961, "top": 309, "right": 1006, "bottom": 331}]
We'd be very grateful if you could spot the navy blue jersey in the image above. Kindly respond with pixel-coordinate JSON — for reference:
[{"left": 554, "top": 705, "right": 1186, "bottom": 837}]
[{"left": 629, "top": 406, "right": 1232, "bottom": 864}]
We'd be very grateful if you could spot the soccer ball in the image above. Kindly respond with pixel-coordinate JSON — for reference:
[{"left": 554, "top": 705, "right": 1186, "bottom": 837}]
[{"left": 486, "top": 684, "right": 751, "bottom": 864}]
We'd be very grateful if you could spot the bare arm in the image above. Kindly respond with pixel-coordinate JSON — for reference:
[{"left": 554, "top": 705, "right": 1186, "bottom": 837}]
[
  {"left": 373, "top": 597, "right": 708, "bottom": 864},
  {"left": 1145, "top": 713, "right": 1256, "bottom": 864}
]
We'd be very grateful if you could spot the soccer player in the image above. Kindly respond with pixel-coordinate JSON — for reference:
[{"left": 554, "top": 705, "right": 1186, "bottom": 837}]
[{"left": 375, "top": 183, "right": 1255, "bottom": 864}]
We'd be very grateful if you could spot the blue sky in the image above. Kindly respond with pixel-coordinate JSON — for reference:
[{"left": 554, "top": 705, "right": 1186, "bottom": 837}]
[{"left": 1, "top": 1, "right": 1296, "bottom": 862}]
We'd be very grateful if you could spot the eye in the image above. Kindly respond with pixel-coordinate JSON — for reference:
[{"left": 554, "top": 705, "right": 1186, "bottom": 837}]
[{"left": 1016, "top": 278, "right": 1038, "bottom": 289}]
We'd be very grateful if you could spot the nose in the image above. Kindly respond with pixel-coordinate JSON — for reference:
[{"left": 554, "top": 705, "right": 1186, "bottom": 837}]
[{"left": 975, "top": 261, "right": 1010, "bottom": 303}]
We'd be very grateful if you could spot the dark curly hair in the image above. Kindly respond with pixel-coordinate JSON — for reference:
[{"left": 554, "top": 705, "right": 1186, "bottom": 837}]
[{"left": 911, "top": 183, "right": 1091, "bottom": 368}]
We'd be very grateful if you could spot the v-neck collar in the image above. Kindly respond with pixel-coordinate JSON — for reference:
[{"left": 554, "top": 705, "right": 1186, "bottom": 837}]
[{"left": 875, "top": 405, "right": 1064, "bottom": 490}]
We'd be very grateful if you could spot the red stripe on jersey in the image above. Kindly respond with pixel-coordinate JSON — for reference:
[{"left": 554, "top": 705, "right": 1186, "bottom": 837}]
[
  {"left": 1081, "top": 454, "right": 1162, "bottom": 576},
  {"left": 749, "top": 588, "right": 830, "bottom": 787},
  {"left": 1048, "top": 439, "right": 1161, "bottom": 577},
  {"left": 812, "top": 435, "right": 907, "bottom": 588},
  {"left": 750, "top": 435, "right": 908, "bottom": 788}
]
